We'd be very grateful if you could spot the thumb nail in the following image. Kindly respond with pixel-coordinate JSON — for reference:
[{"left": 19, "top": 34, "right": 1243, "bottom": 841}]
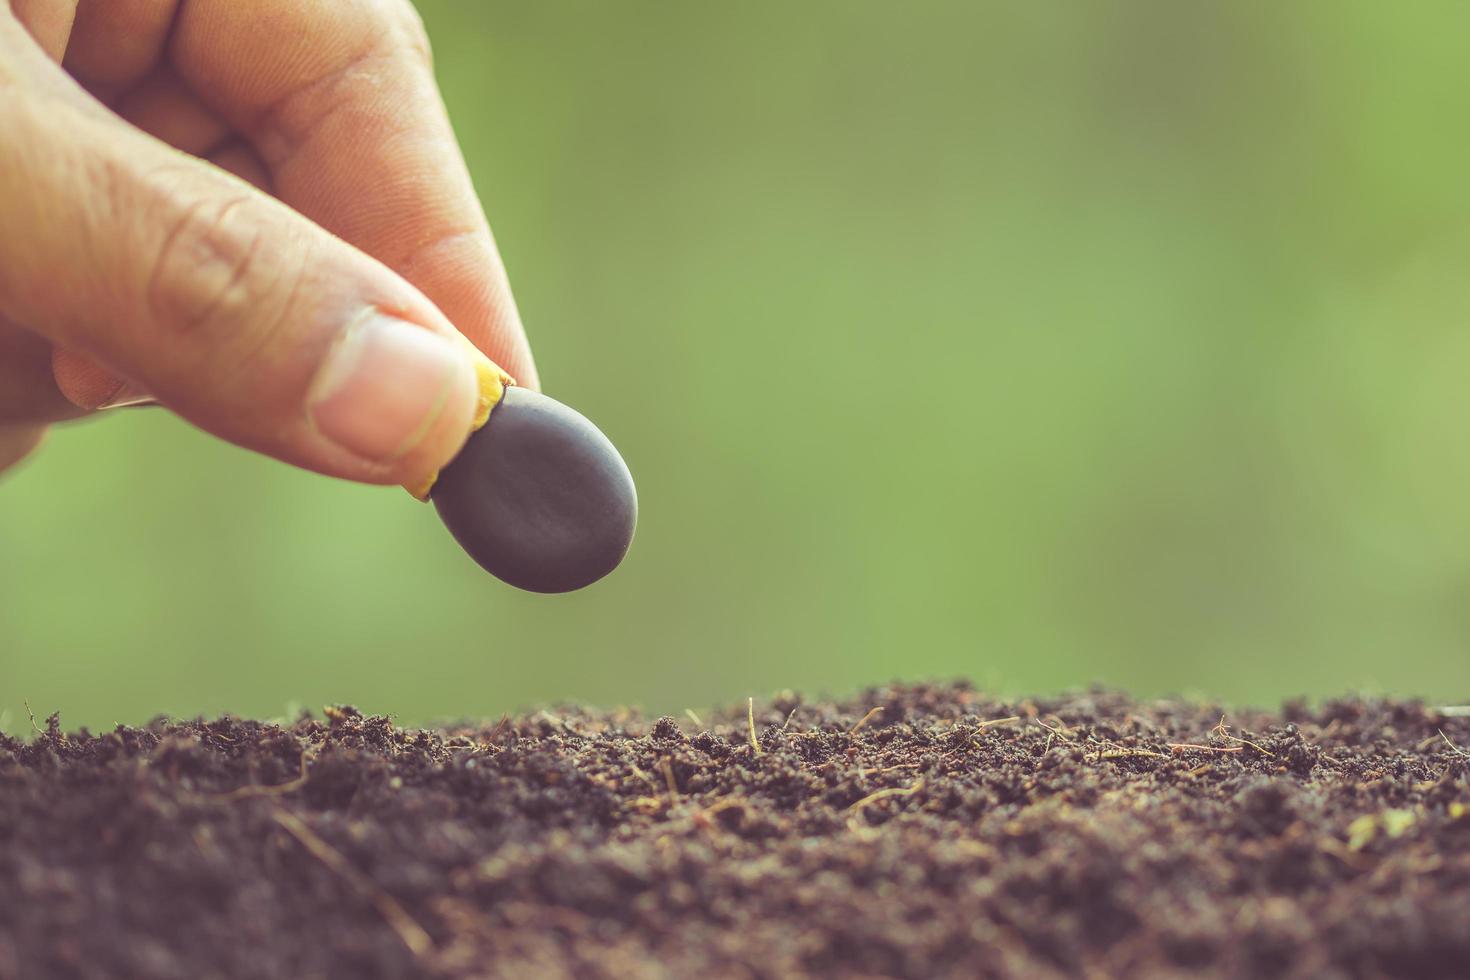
[{"left": 307, "top": 311, "right": 474, "bottom": 464}]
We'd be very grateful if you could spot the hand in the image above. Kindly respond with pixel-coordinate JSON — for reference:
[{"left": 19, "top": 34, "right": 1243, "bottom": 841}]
[{"left": 0, "top": 0, "right": 538, "bottom": 486}]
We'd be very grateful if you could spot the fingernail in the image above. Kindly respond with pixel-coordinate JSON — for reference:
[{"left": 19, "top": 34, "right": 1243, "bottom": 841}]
[
  {"left": 307, "top": 311, "right": 473, "bottom": 464},
  {"left": 96, "top": 382, "right": 156, "bottom": 410}
]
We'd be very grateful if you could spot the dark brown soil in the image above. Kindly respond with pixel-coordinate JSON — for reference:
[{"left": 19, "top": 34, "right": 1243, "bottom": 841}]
[{"left": 3, "top": 684, "right": 1469, "bottom": 979}]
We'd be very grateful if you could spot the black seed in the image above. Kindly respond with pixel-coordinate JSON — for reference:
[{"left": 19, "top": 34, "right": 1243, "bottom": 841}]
[{"left": 431, "top": 387, "right": 637, "bottom": 593}]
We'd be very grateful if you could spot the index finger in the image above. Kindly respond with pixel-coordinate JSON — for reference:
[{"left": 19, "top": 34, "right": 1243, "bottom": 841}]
[{"left": 169, "top": 0, "right": 539, "bottom": 388}]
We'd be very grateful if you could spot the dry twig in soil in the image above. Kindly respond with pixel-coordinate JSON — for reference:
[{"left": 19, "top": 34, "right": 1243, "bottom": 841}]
[
  {"left": 747, "top": 698, "right": 763, "bottom": 756},
  {"left": 211, "top": 750, "right": 310, "bottom": 801},
  {"left": 270, "top": 809, "right": 433, "bottom": 959}
]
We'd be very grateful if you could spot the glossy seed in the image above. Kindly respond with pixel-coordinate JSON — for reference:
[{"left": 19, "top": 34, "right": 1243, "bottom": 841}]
[{"left": 431, "top": 387, "right": 637, "bottom": 593}]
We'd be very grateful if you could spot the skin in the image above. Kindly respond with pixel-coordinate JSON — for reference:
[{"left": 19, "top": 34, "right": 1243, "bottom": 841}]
[{"left": 0, "top": 0, "right": 539, "bottom": 486}]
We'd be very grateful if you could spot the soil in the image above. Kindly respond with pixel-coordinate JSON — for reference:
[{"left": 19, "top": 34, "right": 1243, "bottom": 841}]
[{"left": 2, "top": 684, "right": 1469, "bottom": 979}]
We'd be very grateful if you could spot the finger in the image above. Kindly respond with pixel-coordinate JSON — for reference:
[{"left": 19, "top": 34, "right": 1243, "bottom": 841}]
[
  {"left": 51, "top": 346, "right": 158, "bottom": 409},
  {"left": 0, "top": 76, "right": 483, "bottom": 487},
  {"left": 43, "top": 138, "right": 267, "bottom": 412},
  {"left": 112, "top": 72, "right": 268, "bottom": 187},
  {"left": 0, "top": 424, "right": 48, "bottom": 475},
  {"left": 113, "top": 64, "right": 231, "bottom": 156},
  {"left": 64, "top": 0, "right": 178, "bottom": 97},
  {"left": 0, "top": 317, "right": 84, "bottom": 422},
  {"left": 206, "top": 140, "right": 270, "bottom": 191},
  {"left": 55, "top": 72, "right": 266, "bottom": 417},
  {"left": 8, "top": 0, "right": 77, "bottom": 61},
  {"left": 171, "top": 0, "right": 540, "bottom": 389},
  {"left": 51, "top": 347, "right": 126, "bottom": 408}
]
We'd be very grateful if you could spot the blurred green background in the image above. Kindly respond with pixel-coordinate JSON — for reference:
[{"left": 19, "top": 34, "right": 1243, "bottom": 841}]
[{"left": 5, "top": 1, "right": 1470, "bottom": 734}]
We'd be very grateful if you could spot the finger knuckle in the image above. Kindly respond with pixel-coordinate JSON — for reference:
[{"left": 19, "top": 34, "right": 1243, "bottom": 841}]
[
  {"left": 145, "top": 190, "right": 272, "bottom": 348},
  {"left": 392, "top": 0, "right": 434, "bottom": 68}
]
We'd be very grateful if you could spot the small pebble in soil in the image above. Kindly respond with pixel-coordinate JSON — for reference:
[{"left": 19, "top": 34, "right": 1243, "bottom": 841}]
[{"left": 432, "top": 386, "right": 637, "bottom": 592}]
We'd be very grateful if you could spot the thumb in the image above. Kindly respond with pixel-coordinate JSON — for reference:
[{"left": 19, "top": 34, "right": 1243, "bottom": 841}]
[{"left": 0, "top": 89, "right": 484, "bottom": 488}]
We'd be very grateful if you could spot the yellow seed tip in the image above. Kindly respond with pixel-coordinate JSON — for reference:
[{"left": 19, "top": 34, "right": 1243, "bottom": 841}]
[{"left": 403, "top": 340, "right": 515, "bottom": 501}]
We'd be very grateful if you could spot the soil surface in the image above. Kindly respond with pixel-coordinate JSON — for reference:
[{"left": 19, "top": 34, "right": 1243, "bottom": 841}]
[{"left": 2, "top": 684, "right": 1469, "bottom": 979}]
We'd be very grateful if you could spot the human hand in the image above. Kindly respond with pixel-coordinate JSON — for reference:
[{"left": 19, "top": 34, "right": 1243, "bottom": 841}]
[{"left": 0, "top": 0, "right": 538, "bottom": 485}]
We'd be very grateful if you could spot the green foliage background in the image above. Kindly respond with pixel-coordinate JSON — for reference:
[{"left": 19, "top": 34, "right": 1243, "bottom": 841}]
[{"left": 5, "top": 2, "right": 1470, "bottom": 733}]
